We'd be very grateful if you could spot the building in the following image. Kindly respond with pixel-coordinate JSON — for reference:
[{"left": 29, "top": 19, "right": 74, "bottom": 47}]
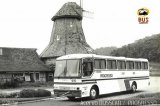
[
  {"left": 0, "top": 47, "right": 52, "bottom": 83},
  {"left": 41, "top": 2, "right": 94, "bottom": 69}
]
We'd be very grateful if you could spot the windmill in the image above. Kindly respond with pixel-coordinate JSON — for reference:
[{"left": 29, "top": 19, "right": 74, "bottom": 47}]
[{"left": 40, "top": 2, "right": 94, "bottom": 67}]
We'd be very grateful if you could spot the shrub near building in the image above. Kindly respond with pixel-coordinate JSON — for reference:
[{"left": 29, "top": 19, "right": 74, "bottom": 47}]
[{"left": 19, "top": 89, "right": 51, "bottom": 98}]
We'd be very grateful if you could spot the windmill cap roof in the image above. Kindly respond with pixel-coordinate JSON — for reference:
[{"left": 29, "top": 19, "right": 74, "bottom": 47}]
[{"left": 51, "top": 2, "right": 83, "bottom": 21}]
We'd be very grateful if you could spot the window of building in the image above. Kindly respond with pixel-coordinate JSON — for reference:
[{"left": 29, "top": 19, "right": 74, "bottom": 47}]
[
  {"left": 0, "top": 48, "right": 3, "bottom": 55},
  {"left": 117, "top": 60, "right": 126, "bottom": 69},
  {"left": 107, "top": 60, "right": 117, "bottom": 69},
  {"left": 94, "top": 59, "right": 106, "bottom": 69},
  {"left": 48, "top": 73, "right": 53, "bottom": 81},
  {"left": 126, "top": 61, "right": 134, "bottom": 69},
  {"left": 35, "top": 73, "right": 40, "bottom": 81},
  {"left": 135, "top": 62, "right": 141, "bottom": 69},
  {"left": 141, "top": 62, "right": 148, "bottom": 69},
  {"left": 49, "top": 73, "right": 53, "bottom": 77}
]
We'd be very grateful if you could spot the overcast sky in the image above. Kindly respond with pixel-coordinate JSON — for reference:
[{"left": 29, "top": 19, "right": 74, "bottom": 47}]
[{"left": 0, "top": 0, "right": 160, "bottom": 54}]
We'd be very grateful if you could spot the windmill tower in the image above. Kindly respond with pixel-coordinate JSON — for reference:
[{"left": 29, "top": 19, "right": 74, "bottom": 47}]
[{"left": 40, "top": 2, "right": 94, "bottom": 67}]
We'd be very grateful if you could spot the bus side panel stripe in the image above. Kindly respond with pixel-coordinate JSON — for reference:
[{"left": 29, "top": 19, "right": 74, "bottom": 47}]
[
  {"left": 82, "top": 76, "right": 149, "bottom": 82},
  {"left": 124, "top": 80, "right": 131, "bottom": 90}
]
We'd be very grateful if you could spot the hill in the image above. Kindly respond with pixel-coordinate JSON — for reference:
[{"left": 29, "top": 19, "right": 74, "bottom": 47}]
[
  {"left": 111, "top": 33, "right": 160, "bottom": 62},
  {"left": 94, "top": 47, "right": 117, "bottom": 56}
]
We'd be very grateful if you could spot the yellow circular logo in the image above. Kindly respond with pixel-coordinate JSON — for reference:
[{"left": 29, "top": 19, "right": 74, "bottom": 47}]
[{"left": 137, "top": 8, "right": 150, "bottom": 16}]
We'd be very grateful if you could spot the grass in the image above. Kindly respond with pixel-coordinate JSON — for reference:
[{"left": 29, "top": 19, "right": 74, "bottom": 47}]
[
  {"left": 131, "top": 92, "right": 160, "bottom": 99},
  {"left": 125, "top": 92, "right": 160, "bottom": 105},
  {"left": 0, "top": 97, "right": 52, "bottom": 105}
]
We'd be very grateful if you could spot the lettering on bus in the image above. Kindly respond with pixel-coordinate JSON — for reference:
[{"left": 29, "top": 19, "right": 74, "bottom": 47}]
[{"left": 100, "top": 74, "right": 113, "bottom": 78}]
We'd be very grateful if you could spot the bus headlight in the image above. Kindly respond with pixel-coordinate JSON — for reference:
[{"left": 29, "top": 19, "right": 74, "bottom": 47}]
[
  {"left": 77, "top": 87, "right": 80, "bottom": 90},
  {"left": 72, "top": 87, "right": 80, "bottom": 90}
]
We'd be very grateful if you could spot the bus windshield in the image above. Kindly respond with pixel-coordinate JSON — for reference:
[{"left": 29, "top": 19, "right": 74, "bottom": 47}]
[{"left": 54, "top": 59, "right": 80, "bottom": 77}]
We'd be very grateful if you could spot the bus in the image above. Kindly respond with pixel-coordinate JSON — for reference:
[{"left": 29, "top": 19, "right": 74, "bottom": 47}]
[{"left": 53, "top": 54, "right": 150, "bottom": 100}]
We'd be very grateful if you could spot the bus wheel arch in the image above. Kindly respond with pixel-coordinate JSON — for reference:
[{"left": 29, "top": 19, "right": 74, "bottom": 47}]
[
  {"left": 131, "top": 81, "right": 137, "bottom": 92},
  {"left": 90, "top": 85, "right": 99, "bottom": 99}
]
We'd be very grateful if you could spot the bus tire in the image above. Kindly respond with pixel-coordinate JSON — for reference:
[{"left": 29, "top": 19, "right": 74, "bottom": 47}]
[
  {"left": 67, "top": 96, "right": 75, "bottom": 101},
  {"left": 131, "top": 82, "right": 137, "bottom": 93},
  {"left": 90, "top": 87, "right": 98, "bottom": 100}
]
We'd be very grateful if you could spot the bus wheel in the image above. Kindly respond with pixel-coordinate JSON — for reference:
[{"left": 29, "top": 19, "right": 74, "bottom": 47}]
[
  {"left": 90, "top": 87, "right": 98, "bottom": 100},
  {"left": 67, "top": 96, "right": 75, "bottom": 101},
  {"left": 131, "top": 82, "right": 137, "bottom": 93}
]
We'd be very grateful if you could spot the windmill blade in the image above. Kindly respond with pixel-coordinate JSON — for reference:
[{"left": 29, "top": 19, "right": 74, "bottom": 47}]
[
  {"left": 83, "top": 10, "right": 94, "bottom": 19},
  {"left": 80, "top": 0, "right": 83, "bottom": 9},
  {"left": 79, "top": 0, "right": 94, "bottom": 19}
]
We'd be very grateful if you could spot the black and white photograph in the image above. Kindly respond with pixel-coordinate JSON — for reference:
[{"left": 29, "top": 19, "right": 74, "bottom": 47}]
[{"left": 0, "top": 0, "right": 160, "bottom": 106}]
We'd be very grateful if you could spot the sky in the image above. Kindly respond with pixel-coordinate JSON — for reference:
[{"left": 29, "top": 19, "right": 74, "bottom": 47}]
[{"left": 0, "top": 0, "right": 160, "bottom": 54}]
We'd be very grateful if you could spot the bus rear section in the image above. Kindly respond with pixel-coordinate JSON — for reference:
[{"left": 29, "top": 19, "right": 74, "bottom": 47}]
[{"left": 53, "top": 54, "right": 150, "bottom": 100}]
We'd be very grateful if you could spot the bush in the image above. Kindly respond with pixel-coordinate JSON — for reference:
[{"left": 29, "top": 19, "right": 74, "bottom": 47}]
[
  {"left": 19, "top": 89, "right": 37, "bottom": 98},
  {"left": 19, "top": 89, "right": 51, "bottom": 98},
  {"left": 36, "top": 89, "right": 51, "bottom": 97},
  {"left": 0, "top": 93, "right": 6, "bottom": 98},
  {"left": 0, "top": 92, "right": 18, "bottom": 98}
]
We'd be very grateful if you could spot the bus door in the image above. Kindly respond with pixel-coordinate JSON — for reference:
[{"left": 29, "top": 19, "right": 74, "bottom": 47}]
[{"left": 82, "top": 58, "right": 94, "bottom": 77}]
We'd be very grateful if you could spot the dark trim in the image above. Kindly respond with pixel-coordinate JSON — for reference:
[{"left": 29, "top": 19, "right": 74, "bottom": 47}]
[
  {"left": 54, "top": 90, "right": 81, "bottom": 97},
  {"left": 129, "top": 77, "right": 149, "bottom": 80},
  {"left": 54, "top": 76, "right": 82, "bottom": 79},
  {"left": 82, "top": 76, "right": 149, "bottom": 82},
  {"left": 124, "top": 80, "right": 131, "bottom": 90},
  {"left": 94, "top": 69, "right": 149, "bottom": 71},
  {"left": 52, "top": 15, "right": 82, "bottom": 21},
  {"left": 54, "top": 81, "right": 96, "bottom": 85},
  {"left": 40, "top": 56, "right": 58, "bottom": 59}
]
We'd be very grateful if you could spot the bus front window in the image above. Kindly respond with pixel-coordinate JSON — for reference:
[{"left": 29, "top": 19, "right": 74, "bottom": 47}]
[
  {"left": 54, "top": 60, "right": 80, "bottom": 77},
  {"left": 66, "top": 60, "right": 80, "bottom": 77}
]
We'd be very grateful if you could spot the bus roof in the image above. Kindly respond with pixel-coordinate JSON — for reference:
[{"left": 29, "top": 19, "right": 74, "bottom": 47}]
[{"left": 56, "top": 54, "right": 148, "bottom": 62}]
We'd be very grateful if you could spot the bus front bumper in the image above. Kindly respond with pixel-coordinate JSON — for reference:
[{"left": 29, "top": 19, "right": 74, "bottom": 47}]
[{"left": 54, "top": 89, "right": 81, "bottom": 97}]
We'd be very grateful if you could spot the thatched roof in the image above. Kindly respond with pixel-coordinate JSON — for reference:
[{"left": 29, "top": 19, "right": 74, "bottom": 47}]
[
  {"left": 0, "top": 47, "right": 50, "bottom": 72},
  {"left": 52, "top": 2, "right": 83, "bottom": 21},
  {"left": 41, "top": 40, "right": 94, "bottom": 58}
]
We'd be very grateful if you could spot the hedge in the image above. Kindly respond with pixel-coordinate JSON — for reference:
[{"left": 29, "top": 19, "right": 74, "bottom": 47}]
[{"left": 19, "top": 89, "right": 51, "bottom": 98}]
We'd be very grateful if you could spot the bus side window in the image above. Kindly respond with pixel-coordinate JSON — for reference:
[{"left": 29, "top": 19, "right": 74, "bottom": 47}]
[
  {"left": 135, "top": 62, "right": 141, "bottom": 70},
  {"left": 117, "top": 60, "right": 126, "bottom": 70},
  {"left": 107, "top": 60, "right": 117, "bottom": 69},
  {"left": 142, "top": 62, "right": 148, "bottom": 70},
  {"left": 94, "top": 59, "right": 106, "bottom": 69},
  {"left": 126, "top": 61, "right": 134, "bottom": 70}
]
